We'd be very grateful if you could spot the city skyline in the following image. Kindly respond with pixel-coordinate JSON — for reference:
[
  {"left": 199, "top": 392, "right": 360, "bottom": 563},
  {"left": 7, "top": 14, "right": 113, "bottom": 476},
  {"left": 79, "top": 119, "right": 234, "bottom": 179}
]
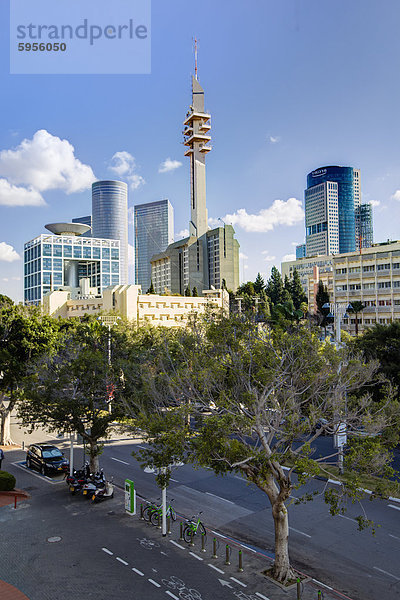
[{"left": 1, "top": 1, "right": 400, "bottom": 301}]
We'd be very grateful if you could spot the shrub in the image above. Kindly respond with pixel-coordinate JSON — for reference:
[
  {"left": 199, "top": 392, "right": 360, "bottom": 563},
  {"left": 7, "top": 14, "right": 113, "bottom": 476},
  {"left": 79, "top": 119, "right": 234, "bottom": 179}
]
[{"left": 0, "top": 470, "right": 16, "bottom": 491}]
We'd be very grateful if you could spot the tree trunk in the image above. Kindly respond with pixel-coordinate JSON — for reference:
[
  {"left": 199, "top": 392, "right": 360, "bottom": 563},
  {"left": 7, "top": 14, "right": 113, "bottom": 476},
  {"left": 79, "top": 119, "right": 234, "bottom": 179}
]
[
  {"left": 0, "top": 407, "right": 13, "bottom": 445},
  {"left": 88, "top": 440, "right": 100, "bottom": 473},
  {"left": 271, "top": 500, "right": 295, "bottom": 583}
]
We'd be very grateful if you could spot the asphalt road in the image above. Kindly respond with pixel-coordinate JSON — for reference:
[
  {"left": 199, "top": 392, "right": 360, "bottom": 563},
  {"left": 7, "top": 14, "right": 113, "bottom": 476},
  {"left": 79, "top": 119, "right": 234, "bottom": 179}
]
[{"left": 9, "top": 420, "right": 400, "bottom": 600}]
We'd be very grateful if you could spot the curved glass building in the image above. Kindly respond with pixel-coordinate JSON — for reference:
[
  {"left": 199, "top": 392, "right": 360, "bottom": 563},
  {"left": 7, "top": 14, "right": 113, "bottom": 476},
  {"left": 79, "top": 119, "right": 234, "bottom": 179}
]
[
  {"left": 306, "top": 166, "right": 360, "bottom": 255},
  {"left": 92, "top": 180, "right": 128, "bottom": 283}
]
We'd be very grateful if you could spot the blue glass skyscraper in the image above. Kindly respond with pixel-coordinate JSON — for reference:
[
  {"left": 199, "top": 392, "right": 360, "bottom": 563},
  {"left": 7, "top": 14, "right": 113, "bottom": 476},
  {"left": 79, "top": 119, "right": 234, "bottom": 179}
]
[
  {"left": 306, "top": 166, "right": 360, "bottom": 254},
  {"left": 92, "top": 180, "right": 128, "bottom": 284}
]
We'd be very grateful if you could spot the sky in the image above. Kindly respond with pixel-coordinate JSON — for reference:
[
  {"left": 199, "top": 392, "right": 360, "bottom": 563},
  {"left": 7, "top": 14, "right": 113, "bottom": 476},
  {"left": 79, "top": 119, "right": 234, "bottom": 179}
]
[{"left": 1, "top": 0, "right": 400, "bottom": 302}]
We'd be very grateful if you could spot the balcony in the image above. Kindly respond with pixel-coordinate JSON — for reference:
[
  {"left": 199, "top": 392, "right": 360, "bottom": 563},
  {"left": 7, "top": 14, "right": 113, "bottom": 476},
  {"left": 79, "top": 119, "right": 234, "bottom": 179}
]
[
  {"left": 199, "top": 144, "right": 212, "bottom": 153},
  {"left": 183, "top": 111, "right": 212, "bottom": 126},
  {"left": 199, "top": 121, "right": 211, "bottom": 132},
  {"left": 183, "top": 132, "right": 212, "bottom": 146}
]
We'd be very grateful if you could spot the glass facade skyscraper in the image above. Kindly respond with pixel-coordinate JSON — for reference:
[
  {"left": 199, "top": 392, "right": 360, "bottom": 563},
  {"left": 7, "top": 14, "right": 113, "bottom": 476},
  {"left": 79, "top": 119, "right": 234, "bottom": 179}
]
[
  {"left": 24, "top": 232, "right": 120, "bottom": 305},
  {"left": 92, "top": 180, "right": 128, "bottom": 284},
  {"left": 306, "top": 166, "right": 360, "bottom": 255},
  {"left": 134, "top": 199, "right": 174, "bottom": 292}
]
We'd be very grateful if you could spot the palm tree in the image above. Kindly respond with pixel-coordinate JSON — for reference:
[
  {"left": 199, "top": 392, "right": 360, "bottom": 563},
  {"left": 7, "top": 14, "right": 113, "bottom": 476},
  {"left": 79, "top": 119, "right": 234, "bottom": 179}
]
[{"left": 349, "top": 301, "right": 365, "bottom": 335}]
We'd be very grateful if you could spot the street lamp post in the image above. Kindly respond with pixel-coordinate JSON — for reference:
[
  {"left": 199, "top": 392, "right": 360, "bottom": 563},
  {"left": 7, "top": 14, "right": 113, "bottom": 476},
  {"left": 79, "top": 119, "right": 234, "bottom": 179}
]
[{"left": 97, "top": 316, "right": 121, "bottom": 414}]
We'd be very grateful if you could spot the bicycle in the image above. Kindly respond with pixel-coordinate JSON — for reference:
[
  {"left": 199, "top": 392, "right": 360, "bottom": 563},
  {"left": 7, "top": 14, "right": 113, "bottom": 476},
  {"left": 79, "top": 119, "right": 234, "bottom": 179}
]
[
  {"left": 182, "top": 512, "right": 206, "bottom": 543},
  {"left": 150, "top": 500, "right": 176, "bottom": 526}
]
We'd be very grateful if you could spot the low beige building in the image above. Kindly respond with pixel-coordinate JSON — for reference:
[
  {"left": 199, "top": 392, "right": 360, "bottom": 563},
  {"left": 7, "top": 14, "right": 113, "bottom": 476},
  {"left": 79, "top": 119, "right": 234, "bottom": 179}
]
[
  {"left": 42, "top": 283, "right": 229, "bottom": 326},
  {"left": 282, "top": 240, "right": 400, "bottom": 334}
]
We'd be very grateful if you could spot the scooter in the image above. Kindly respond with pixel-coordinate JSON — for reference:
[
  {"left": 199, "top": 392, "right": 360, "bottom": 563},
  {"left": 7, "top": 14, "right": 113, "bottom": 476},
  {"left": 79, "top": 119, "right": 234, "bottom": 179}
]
[
  {"left": 65, "top": 463, "right": 91, "bottom": 495},
  {"left": 82, "top": 470, "right": 106, "bottom": 498},
  {"left": 91, "top": 479, "right": 114, "bottom": 503}
]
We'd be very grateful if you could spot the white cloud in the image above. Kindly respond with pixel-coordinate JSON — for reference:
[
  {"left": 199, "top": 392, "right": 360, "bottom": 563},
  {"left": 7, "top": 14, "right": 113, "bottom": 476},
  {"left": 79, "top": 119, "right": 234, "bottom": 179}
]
[
  {"left": 261, "top": 251, "right": 276, "bottom": 262},
  {"left": 0, "top": 242, "right": 21, "bottom": 262},
  {"left": 12, "top": 276, "right": 21, "bottom": 281},
  {"left": 2, "top": 278, "right": 8, "bottom": 282},
  {"left": 221, "top": 198, "right": 304, "bottom": 233},
  {"left": 281, "top": 253, "right": 296, "bottom": 263},
  {"left": 109, "top": 151, "right": 145, "bottom": 191},
  {"left": 127, "top": 174, "right": 145, "bottom": 191},
  {"left": 392, "top": 190, "right": 400, "bottom": 201},
  {"left": 239, "top": 252, "right": 248, "bottom": 260},
  {"left": 128, "top": 243, "right": 134, "bottom": 267},
  {"left": 176, "top": 228, "right": 189, "bottom": 239},
  {"left": 128, "top": 206, "right": 134, "bottom": 225},
  {"left": 0, "top": 130, "right": 95, "bottom": 194},
  {"left": 244, "top": 265, "right": 249, "bottom": 270},
  {"left": 0, "top": 179, "right": 45, "bottom": 206},
  {"left": 369, "top": 199, "right": 380, "bottom": 207},
  {"left": 159, "top": 158, "right": 182, "bottom": 174},
  {"left": 269, "top": 135, "right": 281, "bottom": 144}
]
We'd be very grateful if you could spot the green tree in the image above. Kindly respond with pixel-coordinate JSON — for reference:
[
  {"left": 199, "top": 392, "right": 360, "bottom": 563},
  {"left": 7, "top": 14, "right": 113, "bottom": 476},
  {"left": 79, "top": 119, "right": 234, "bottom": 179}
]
[
  {"left": 289, "top": 269, "right": 308, "bottom": 310},
  {"left": 184, "top": 286, "right": 191, "bottom": 297},
  {"left": 192, "top": 286, "right": 198, "bottom": 297},
  {"left": 266, "top": 266, "right": 285, "bottom": 305},
  {"left": 348, "top": 301, "right": 365, "bottom": 336},
  {"left": 18, "top": 320, "right": 134, "bottom": 472},
  {"left": 0, "top": 305, "right": 62, "bottom": 444},
  {"left": 132, "top": 316, "right": 395, "bottom": 584},
  {"left": 254, "top": 272, "right": 265, "bottom": 295},
  {"left": 146, "top": 281, "right": 156, "bottom": 294},
  {"left": 315, "top": 280, "right": 331, "bottom": 331}
]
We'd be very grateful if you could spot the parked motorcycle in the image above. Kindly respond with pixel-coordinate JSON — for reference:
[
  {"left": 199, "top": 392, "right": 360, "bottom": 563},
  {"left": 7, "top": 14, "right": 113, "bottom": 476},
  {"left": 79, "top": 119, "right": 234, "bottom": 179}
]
[
  {"left": 82, "top": 469, "right": 106, "bottom": 498},
  {"left": 64, "top": 462, "right": 91, "bottom": 495},
  {"left": 91, "top": 479, "right": 114, "bottom": 503}
]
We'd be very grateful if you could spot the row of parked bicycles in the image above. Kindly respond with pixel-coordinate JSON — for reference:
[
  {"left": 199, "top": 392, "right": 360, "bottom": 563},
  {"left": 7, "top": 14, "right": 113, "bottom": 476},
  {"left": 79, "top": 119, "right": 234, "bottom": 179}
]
[{"left": 143, "top": 498, "right": 206, "bottom": 543}]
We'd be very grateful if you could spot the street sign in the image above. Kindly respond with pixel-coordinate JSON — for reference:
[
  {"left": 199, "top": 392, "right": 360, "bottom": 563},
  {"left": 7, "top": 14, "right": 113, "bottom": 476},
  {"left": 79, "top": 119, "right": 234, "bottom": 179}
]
[{"left": 125, "top": 479, "right": 136, "bottom": 515}]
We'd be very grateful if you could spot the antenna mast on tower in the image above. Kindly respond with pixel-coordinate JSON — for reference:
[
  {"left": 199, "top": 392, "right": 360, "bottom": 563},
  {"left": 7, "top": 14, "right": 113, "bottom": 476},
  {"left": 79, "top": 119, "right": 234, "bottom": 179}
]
[{"left": 194, "top": 37, "right": 198, "bottom": 80}]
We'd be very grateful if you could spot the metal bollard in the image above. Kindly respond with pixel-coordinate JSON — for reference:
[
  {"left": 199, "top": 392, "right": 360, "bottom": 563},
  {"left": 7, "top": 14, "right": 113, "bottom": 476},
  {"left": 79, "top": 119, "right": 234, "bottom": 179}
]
[
  {"left": 201, "top": 532, "right": 206, "bottom": 552},
  {"left": 297, "top": 578, "right": 301, "bottom": 599},
  {"left": 317, "top": 591, "right": 322, "bottom": 600},
  {"left": 140, "top": 503, "right": 144, "bottom": 520},
  {"left": 238, "top": 549, "right": 243, "bottom": 572},
  {"left": 190, "top": 529, "right": 194, "bottom": 547},
  {"left": 167, "top": 516, "right": 171, "bottom": 535},
  {"left": 225, "top": 544, "right": 230, "bottom": 565},
  {"left": 179, "top": 522, "right": 184, "bottom": 541},
  {"left": 212, "top": 537, "right": 218, "bottom": 559}
]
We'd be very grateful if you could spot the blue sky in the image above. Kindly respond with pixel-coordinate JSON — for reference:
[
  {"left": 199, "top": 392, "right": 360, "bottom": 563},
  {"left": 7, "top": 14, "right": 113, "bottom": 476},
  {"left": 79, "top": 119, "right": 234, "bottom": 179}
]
[{"left": 1, "top": 0, "right": 400, "bottom": 302}]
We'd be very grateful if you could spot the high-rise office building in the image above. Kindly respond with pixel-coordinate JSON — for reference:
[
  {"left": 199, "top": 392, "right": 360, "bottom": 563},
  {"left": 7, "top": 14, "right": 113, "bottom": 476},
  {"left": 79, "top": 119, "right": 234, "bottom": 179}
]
[
  {"left": 134, "top": 199, "right": 174, "bottom": 291},
  {"left": 72, "top": 215, "right": 92, "bottom": 234},
  {"left": 306, "top": 166, "right": 360, "bottom": 255},
  {"left": 151, "top": 74, "right": 239, "bottom": 295},
  {"left": 356, "top": 203, "right": 374, "bottom": 249},
  {"left": 296, "top": 244, "right": 306, "bottom": 259},
  {"left": 24, "top": 222, "right": 120, "bottom": 305},
  {"left": 92, "top": 180, "right": 128, "bottom": 284}
]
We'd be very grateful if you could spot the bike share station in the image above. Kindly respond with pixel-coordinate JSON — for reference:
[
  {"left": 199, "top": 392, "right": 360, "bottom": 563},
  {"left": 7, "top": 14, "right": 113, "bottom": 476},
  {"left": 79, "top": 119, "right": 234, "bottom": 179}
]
[{"left": 125, "top": 479, "right": 136, "bottom": 515}]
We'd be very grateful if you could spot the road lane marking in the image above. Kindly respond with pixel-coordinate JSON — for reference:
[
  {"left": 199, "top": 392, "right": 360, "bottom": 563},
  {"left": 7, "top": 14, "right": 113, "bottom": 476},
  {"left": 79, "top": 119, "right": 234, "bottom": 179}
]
[
  {"left": 169, "top": 540, "right": 185, "bottom": 550},
  {"left": 389, "top": 534, "right": 400, "bottom": 541},
  {"left": 337, "top": 514, "right": 355, "bottom": 522},
  {"left": 132, "top": 568, "right": 144, "bottom": 576},
  {"left": 111, "top": 457, "right": 130, "bottom": 465},
  {"left": 137, "top": 445, "right": 146, "bottom": 449},
  {"left": 230, "top": 577, "right": 246, "bottom": 587},
  {"left": 255, "top": 593, "right": 270, "bottom": 600},
  {"left": 289, "top": 527, "right": 311, "bottom": 538},
  {"left": 102, "top": 547, "right": 113, "bottom": 555},
  {"left": 208, "top": 564, "right": 225, "bottom": 574},
  {"left": 240, "top": 543, "right": 257, "bottom": 553},
  {"left": 170, "top": 478, "right": 179, "bottom": 482},
  {"left": 388, "top": 504, "right": 400, "bottom": 511},
  {"left": 373, "top": 566, "right": 400, "bottom": 581},
  {"left": 166, "top": 592, "right": 179, "bottom": 600},
  {"left": 312, "top": 579, "right": 333, "bottom": 590},
  {"left": 211, "top": 530, "right": 227, "bottom": 539},
  {"left": 116, "top": 557, "right": 129, "bottom": 565},
  {"left": 148, "top": 578, "right": 161, "bottom": 587},
  {"left": 205, "top": 492, "right": 234, "bottom": 504},
  {"left": 189, "top": 551, "right": 203, "bottom": 561}
]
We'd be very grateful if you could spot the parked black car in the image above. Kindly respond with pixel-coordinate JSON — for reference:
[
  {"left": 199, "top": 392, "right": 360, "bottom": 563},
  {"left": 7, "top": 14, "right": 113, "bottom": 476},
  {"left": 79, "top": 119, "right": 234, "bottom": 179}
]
[{"left": 26, "top": 444, "right": 69, "bottom": 476}]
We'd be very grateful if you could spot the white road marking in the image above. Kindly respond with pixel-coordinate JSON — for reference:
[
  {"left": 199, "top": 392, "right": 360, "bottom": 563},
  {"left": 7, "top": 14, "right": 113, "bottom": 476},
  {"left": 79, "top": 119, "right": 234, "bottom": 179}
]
[
  {"left": 373, "top": 566, "right": 400, "bottom": 581},
  {"left": 170, "top": 478, "right": 179, "bottom": 482},
  {"left": 388, "top": 504, "right": 400, "bottom": 511},
  {"left": 189, "top": 551, "right": 203, "bottom": 561},
  {"left": 148, "top": 578, "right": 161, "bottom": 587},
  {"left": 208, "top": 563, "right": 225, "bottom": 574},
  {"left": 165, "top": 591, "right": 179, "bottom": 600},
  {"left": 240, "top": 543, "right": 257, "bottom": 553},
  {"left": 132, "top": 568, "right": 144, "bottom": 576},
  {"left": 116, "top": 557, "right": 128, "bottom": 565},
  {"left": 289, "top": 527, "right": 311, "bottom": 538},
  {"left": 230, "top": 577, "right": 246, "bottom": 587},
  {"left": 111, "top": 457, "right": 130, "bottom": 465},
  {"left": 205, "top": 492, "right": 234, "bottom": 504},
  {"left": 338, "top": 514, "right": 355, "bottom": 522},
  {"left": 256, "top": 593, "right": 270, "bottom": 600},
  {"left": 389, "top": 496, "right": 400, "bottom": 503},
  {"left": 137, "top": 445, "right": 146, "bottom": 449},
  {"left": 211, "top": 530, "right": 227, "bottom": 539},
  {"left": 169, "top": 540, "right": 185, "bottom": 550},
  {"left": 312, "top": 579, "right": 333, "bottom": 590},
  {"left": 102, "top": 547, "right": 113, "bottom": 555},
  {"left": 389, "top": 534, "right": 400, "bottom": 541}
]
